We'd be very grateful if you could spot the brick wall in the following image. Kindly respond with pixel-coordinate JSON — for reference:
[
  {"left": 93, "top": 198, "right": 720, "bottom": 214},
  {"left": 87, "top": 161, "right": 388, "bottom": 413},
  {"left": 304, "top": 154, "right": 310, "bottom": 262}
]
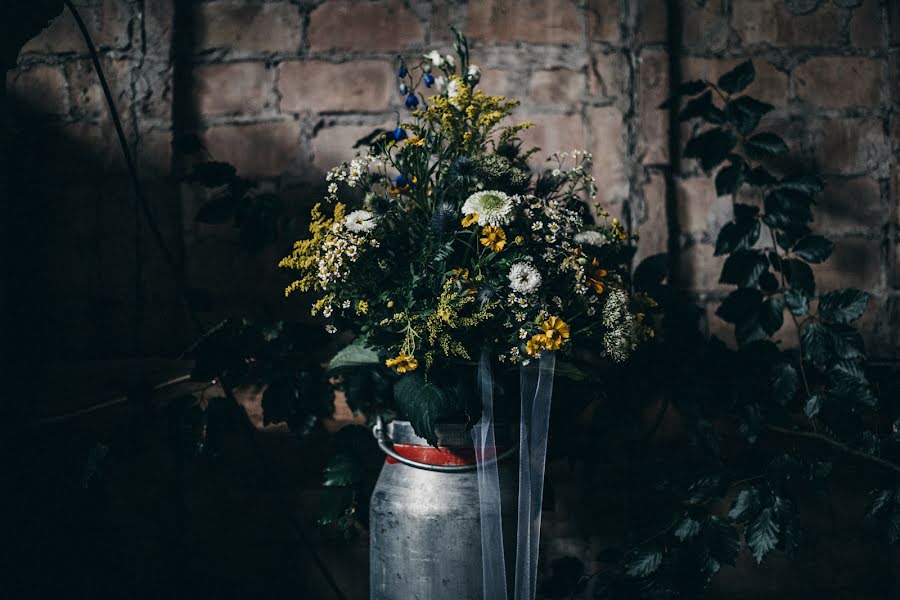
[{"left": 4, "top": 0, "right": 898, "bottom": 360}]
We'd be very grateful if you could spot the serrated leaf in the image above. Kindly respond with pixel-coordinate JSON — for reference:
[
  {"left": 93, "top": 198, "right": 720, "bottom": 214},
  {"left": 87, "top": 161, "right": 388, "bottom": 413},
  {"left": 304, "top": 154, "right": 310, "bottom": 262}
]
[
  {"left": 800, "top": 321, "right": 831, "bottom": 368},
  {"left": 746, "top": 507, "right": 780, "bottom": 563},
  {"left": 718, "top": 60, "right": 755, "bottom": 94},
  {"left": 867, "top": 489, "right": 894, "bottom": 519},
  {"left": 720, "top": 250, "right": 768, "bottom": 287},
  {"left": 828, "top": 323, "right": 866, "bottom": 361},
  {"left": 818, "top": 288, "right": 869, "bottom": 324},
  {"left": 728, "top": 488, "right": 759, "bottom": 523},
  {"left": 828, "top": 363, "right": 876, "bottom": 407},
  {"left": 745, "top": 133, "right": 789, "bottom": 160},
  {"left": 675, "top": 516, "right": 702, "bottom": 541},
  {"left": 715, "top": 160, "right": 745, "bottom": 196},
  {"left": 714, "top": 210, "right": 760, "bottom": 256},
  {"left": 393, "top": 373, "right": 463, "bottom": 445},
  {"left": 804, "top": 394, "right": 822, "bottom": 418},
  {"left": 771, "top": 363, "right": 798, "bottom": 405},
  {"left": 784, "top": 288, "right": 808, "bottom": 316},
  {"left": 328, "top": 344, "right": 381, "bottom": 373},
  {"left": 760, "top": 296, "right": 784, "bottom": 335},
  {"left": 792, "top": 235, "right": 834, "bottom": 263},
  {"left": 726, "top": 95, "right": 773, "bottom": 135},
  {"left": 716, "top": 288, "right": 763, "bottom": 324},
  {"left": 705, "top": 516, "right": 740, "bottom": 566},
  {"left": 322, "top": 453, "right": 363, "bottom": 487},
  {"left": 625, "top": 550, "right": 663, "bottom": 578},
  {"left": 684, "top": 128, "right": 738, "bottom": 171},
  {"left": 783, "top": 259, "right": 815, "bottom": 296}
]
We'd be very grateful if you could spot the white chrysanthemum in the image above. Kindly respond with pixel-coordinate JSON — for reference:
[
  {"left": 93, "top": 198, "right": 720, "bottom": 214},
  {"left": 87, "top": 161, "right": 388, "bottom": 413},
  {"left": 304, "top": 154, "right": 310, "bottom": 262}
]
[
  {"left": 508, "top": 262, "right": 542, "bottom": 294},
  {"left": 574, "top": 230, "right": 608, "bottom": 248},
  {"left": 424, "top": 50, "right": 444, "bottom": 68},
  {"left": 345, "top": 210, "right": 376, "bottom": 233},
  {"left": 462, "top": 190, "right": 513, "bottom": 226}
]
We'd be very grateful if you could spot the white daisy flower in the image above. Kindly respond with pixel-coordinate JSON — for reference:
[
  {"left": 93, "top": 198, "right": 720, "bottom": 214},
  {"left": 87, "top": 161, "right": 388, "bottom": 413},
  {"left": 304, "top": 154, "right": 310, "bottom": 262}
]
[
  {"left": 508, "top": 261, "right": 542, "bottom": 294},
  {"left": 462, "top": 190, "right": 513, "bottom": 226},
  {"left": 574, "top": 230, "right": 608, "bottom": 248},
  {"left": 345, "top": 209, "right": 376, "bottom": 233}
]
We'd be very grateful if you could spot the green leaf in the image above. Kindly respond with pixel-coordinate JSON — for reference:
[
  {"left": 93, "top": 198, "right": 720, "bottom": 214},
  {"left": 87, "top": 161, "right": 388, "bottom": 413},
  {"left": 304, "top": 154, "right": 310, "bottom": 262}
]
[
  {"left": 828, "top": 323, "right": 866, "bottom": 361},
  {"left": 679, "top": 91, "right": 725, "bottom": 123},
  {"left": 867, "top": 489, "right": 895, "bottom": 519},
  {"left": 827, "top": 363, "right": 876, "bottom": 407},
  {"left": 717, "top": 60, "right": 755, "bottom": 94},
  {"left": 726, "top": 95, "right": 773, "bottom": 135},
  {"left": 771, "top": 363, "right": 798, "bottom": 405},
  {"left": 393, "top": 373, "right": 464, "bottom": 445},
  {"left": 317, "top": 487, "right": 354, "bottom": 525},
  {"left": 783, "top": 259, "right": 815, "bottom": 296},
  {"left": 716, "top": 288, "right": 763, "bottom": 324},
  {"left": 746, "top": 166, "right": 778, "bottom": 186},
  {"left": 675, "top": 516, "right": 702, "bottom": 541},
  {"left": 804, "top": 394, "right": 821, "bottom": 418},
  {"left": 818, "top": 288, "right": 869, "bottom": 324},
  {"left": 784, "top": 288, "right": 809, "bottom": 316},
  {"left": 714, "top": 205, "right": 760, "bottom": 256},
  {"left": 625, "top": 550, "right": 663, "bottom": 578},
  {"left": 764, "top": 189, "right": 813, "bottom": 229},
  {"left": 760, "top": 296, "right": 784, "bottom": 335},
  {"left": 720, "top": 250, "right": 768, "bottom": 287},
  {"left": 322, "top": 453, "right": 363, "bottom": 487},
  {"left": 778, "top": 175, "right": 824, "bottom": 197},
  {"left": 328, "top": 344, "right": 381, "bottom": 373},
  {"left": 728, "top": 488, "right": 759, "bottom": 523},
  {"left": 745, "top": 133, "right": 789, "bottom": 160},
  {"left": 684, "top": 128, "right": 738, "bottom": 171},
  {"left": 800, "top": 321, "right": 832, "bottom": 368},
  {"left": 706, "top": 516, "right": 741, "bottom": 566},
  {"left": 792, "top": 235, "right": 834, "bottom": 263},
  {"left": 715, "top": 160, "right": 745, "bottom": 196},
  {"left": 746, "top": 507, "right": 780, "bottom": 564}
]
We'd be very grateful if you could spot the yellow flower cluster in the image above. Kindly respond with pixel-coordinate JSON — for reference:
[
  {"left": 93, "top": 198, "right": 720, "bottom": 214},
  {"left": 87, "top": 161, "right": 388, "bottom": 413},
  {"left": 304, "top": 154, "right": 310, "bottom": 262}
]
[
  {"left": 280, "top": 202, "right": 346, "bottom": 297},
  {"left": 385, "top": 353, "right": 418, "bottom": 373},
  {"left": 525, "top": 316, "right": 571, "bottom": 356}
]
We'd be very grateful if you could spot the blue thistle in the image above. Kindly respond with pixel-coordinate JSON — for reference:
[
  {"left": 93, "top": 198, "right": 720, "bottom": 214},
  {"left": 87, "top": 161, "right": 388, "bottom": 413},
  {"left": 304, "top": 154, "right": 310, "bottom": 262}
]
[
  {"left": 430, "top": 203, "right": 457, "bottom": 235},
  {"left": 405, "top": 93, "right": 419, "bottom": 109},
  {"left": 424, "top": 73, "right": 435, "bottom": 88}
]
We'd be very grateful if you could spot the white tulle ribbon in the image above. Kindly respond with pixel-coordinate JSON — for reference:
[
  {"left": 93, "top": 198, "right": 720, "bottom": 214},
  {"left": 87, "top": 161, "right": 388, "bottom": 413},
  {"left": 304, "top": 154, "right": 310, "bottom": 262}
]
[{"left": 473, "top": 350, "right": 556, "bottom": 600}]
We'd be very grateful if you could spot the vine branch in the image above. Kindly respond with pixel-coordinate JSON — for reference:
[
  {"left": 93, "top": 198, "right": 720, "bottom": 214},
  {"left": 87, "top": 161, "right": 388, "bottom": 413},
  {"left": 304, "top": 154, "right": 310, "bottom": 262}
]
[{"left": 767, "top": 424, "right": 900, "bottom": 476}]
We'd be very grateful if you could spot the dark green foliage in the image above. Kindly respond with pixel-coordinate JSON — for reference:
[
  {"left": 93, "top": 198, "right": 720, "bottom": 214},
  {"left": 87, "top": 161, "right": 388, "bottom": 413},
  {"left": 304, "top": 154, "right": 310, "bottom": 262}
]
[
  {"left": 818, "top": 288, "right": 869, "bottom": 324},
  {"left": 683, "top": 128, "right": 737, "bottom": 171},
  {"left": 393, "top": 372, "right": 467, "bottom": 445},
  {"left": 717, "top": 60, "right": 755, "bottom": 94}
]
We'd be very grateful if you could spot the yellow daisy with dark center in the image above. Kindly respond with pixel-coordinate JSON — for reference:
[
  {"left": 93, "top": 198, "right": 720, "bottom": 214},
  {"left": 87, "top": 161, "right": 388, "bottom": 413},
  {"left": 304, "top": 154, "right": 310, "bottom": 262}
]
[
  {"left": 480, "top": 226, "right": 506, "bottom": 252},
  {"left": 540, "top": 316, "right": 570, "bottom": 351},
  {"left": 385, "top": 353, "right": 419, "bottom": 373}
]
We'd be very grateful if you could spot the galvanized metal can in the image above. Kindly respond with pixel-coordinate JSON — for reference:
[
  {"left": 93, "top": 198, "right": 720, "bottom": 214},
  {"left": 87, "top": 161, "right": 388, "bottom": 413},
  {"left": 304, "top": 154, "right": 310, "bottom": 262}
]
[{"left": 369, "top": 419, "right": 517, "bottom": 600}]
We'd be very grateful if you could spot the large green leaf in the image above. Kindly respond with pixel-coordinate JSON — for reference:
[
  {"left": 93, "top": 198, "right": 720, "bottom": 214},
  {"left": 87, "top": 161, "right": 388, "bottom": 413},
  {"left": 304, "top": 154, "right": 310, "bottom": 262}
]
[
  {"left": 720, "top": 250, "right": 768, "bottom": 287},
  {"left": 800, "top": 321, "right": 832, "bottom": 368},
  {"left": 714, "top": 204, "right": 760, "bottom": 256},
  {"left": 760, "top": 296, "right": 784, "bottom": 335},
  {"left": 674, "top": 516, "right": 702, "bottom": 541},
  {"left": 705, "top": 516, "right": 741, "bottom": 566},
  {"left": 783, "top": 259, "right": 815, "bottom": 296},
  {"left": 328, "top": 344, "right": 381, "bottom": 373},
  {"left": 716, "top": 288, "right": 763, "bottom": 324},
  {"left": 717, "top": 60, "right": 755, "bottom": 94},
  {"left": 726, "top": 95, "right": 773, "bottom": 135},
  {"left": 828, "top": 323, "right": 866, "bottom": 361},
  {"left": 745, "top": 133, "right": 789, "bottom": 160},
  {"left": 818, "top": 288, "right": 869, "bottom": 324},
  {"left": 679, "top": 91, "right": 725, "bottom": 123},
  {"left": 746, "top": 506, "right": 780, "bottom": 563},
  {"left": 625, "top": 550, "right": 663, "bottom": 578},
  {"left": 728, "top": 488, "right": 760, "bottom": 523},
  {"left": 715, "top": 160, "right": 746, "bottom": 196},
  {"left": 322, "top": 453, "right": 363, "bottom": 487},
  {"left": 784, "top": 288, "right": 809, "bottom": 316},
  {"left": 393, "top": 373, "right": 464, "bottom": 445},
  {"left": 827, "top": 362, "right": 876, "bottom": 407},
  {"left": 792, "top": 235, "right": 834, "bottom": 263},
  {"left": 684, "top": 128, "right": 738, "bottom": 171}
]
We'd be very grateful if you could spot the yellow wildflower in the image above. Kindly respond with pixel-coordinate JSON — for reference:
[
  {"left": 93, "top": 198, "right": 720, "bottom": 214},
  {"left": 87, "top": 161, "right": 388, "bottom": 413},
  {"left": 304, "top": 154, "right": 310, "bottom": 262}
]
[
  {"left": 480, "top": 226, "right": 506, "bottom": 252},
  {"left": 540, "top": 316, "right": 570, "bottom": 351},
  {"left": 462, "top": 213, "right": 479, "bottom": 228},
  {"left": 587, "top": 258, "right": 608, "bottom": 294},
  {"left": 525, "top": 334, "right": 545, "bottom": 356},
  {"left": 404, "top": 135, "right": 426, "bottom": 147},
  {"left": 356, "top": 300, "right": 369, "bottom": 315},
  {"left": 386, "top": 353, "right": 419, "bottom": 373}
]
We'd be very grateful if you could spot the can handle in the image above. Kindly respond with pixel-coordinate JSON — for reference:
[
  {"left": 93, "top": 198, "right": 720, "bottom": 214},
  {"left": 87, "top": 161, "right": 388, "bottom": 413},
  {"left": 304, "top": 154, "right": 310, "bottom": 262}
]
[{"left": 372, "top": 415, "right": 517, "bottom": 473}]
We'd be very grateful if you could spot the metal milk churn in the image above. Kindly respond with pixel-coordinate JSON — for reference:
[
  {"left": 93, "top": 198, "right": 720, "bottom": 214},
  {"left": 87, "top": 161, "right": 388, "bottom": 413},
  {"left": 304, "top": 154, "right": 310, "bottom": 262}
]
[{"left": 370, "top": 419, "right": 517, "bottom": 600}]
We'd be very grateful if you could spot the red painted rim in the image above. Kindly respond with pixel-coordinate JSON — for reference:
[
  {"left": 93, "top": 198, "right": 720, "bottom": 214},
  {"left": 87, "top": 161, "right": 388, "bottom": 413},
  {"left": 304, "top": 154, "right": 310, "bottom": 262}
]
[{"left": 386, "top": 443, "right": 503, "bottom": 466}]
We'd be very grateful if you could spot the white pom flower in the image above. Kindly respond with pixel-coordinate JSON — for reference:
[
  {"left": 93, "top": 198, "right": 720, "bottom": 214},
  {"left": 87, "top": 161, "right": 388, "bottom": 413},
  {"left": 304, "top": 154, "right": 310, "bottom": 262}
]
[
  {"left": 508, "top": 262, "right": 542, "bottom": 294},
  {"left": 425, "top": 50, "right": 444, "bottom": 68},
  {"left": 444, "top": 54, "right": 456, "bottom": 69},
  {"left": 345, "top": 209, "right": 376, "bottom": 233},
  {"left": 447, "top": 78, "right": 462, "bottom": 104},
  {"left": 466, "top": 64, "right": 481, "bottom": 84},
  {"left": 434, "top": 75, "right": 448, "bottom": 92},
  {"left": 574, "top": 230, "right": 608, "bottom": 248},
  {"left": 462, "top": 190, "right": 513, "bottom": 226}
]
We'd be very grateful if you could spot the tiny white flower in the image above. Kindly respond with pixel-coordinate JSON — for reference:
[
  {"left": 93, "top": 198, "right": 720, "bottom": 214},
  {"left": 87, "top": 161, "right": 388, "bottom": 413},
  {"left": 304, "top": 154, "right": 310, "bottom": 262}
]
[
  {"left": 466, "top": 64, "right": 481, "bottom": 84},
  {"left": 345, "top": 209, "right": 376, "bottom": 233},
  {"left": 574, "top": 230, "right": 608, "bottom": 248},
  {"left": 447, "top": 78, "right": 462, "bottom": 104},
  {"left": 462, "top": 190, "right": 513, "bottom": 226},
  {"left": 434, "top": 75, "right": 448, "bottom": 91},
  {"left": 328, "top": 182, "right": 338, "bottom": 194},
  {"left": 445, "top": 54, "right": 456, "bottom": 69},
  {"left": 325, "top": 324, "right": 337, "bottom": 334},
  {"left": 425, "top": 50, "right": 444, "bottom": 68},
  {"left": 508, "top": 262, "right": 542, "bottom": 294}
]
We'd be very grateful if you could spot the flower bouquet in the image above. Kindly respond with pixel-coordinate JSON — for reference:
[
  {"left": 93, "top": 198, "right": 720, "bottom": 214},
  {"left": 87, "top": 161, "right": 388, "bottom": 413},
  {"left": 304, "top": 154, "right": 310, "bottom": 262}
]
[{"left": 280, "top": 30, "right": 653, "bottom": 441}]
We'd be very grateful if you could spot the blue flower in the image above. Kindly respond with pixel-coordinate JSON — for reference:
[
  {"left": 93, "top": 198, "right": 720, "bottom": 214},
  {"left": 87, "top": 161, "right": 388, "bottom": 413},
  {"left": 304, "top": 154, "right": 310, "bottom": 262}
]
[
  {"left": 398, "top": 65, "right": 407, "bottom": 78},
  {"left": 405, "top": 94, "right": 419, "bottom": 109},
  {"left": 392, "top": 127, "right": 407, "bottom": 141},
  {"left": 423, "top": 73, "right": 435, "bottom": 88}
]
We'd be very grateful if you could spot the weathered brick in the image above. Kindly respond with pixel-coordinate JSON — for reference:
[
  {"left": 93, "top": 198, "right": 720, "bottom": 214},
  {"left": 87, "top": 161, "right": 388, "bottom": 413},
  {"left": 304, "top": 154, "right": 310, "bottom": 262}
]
[
  {"left": 678, "top": 242, "right": 726, "bottom": 291},
  {"left": 849, "top": 0, "right": 886, "bottom": 48},
  {"left": 813, "top": 238, "right": 882, "bottom": 291},
  {"left": 637, "top": 0, "right": 668, "bottom": 45},
  {"left": 813, "top": 118, "right": 889, "bottom": 176},
  {"left": 309, "top": 0, "right": 424, "bottom": 52},
  {"left": 133, "top": 59, "right": 173, "bottom": 122},
  {"left": 195, "top": 62, "right": 275, "bottom": 116},
  {"left": 638, "top": 50, "right": 669, "bottom": 165},
  {"left": 195, "top": 1, "right": 302, "bottom": 53},
  {"left": 477, "top": 68, "right": 512, "bottom": 96},
  {"left": 586, "top": 0, "right": 621, "bottom": 44},
  {"left": 588, "top": 106, "right": 629, "bottom": 205},
  {"left": 681, "top": 58, "right": 788, "bottom": 106},
  {"left": 145, "top": 0, "right": 175, "bottom": 59},
  {"left": 794, "top": 57, "right": 882, "bottom": 109},
  {"left": 138, "top": 129, "right": 172, "bottom": 179},
  {"left": 817, "top": 177, "right": 885, "bottom": 235},
  {"left": 681, "top": 0, "right": 729, "bottom": 53},
  {"left": 66, "top": 58, "right": 133, "bottom": 119},
  {"left": 588, "top": 49, "right": 628, "bottom": 105},
  {"left": 311, "top": 123, "right": 389, "bottom": 174},
  {"left": 467, "top": 0, "right": 581, "bottom": 45},
  {"left": 21, "top": 0, "right": 132, "bottom": 54},
  {"left": 202, "top": 120, "right": 301, "bottom": 177},
  {"left": 280, "top": 61, "right": 393, "bottom": 114},
  {"left": 893, "top": 165, "right": 900, "bottom": 226},
  {"left": 635, "top": 172, "right": 668, "bottom": 264},
  {"left": 517, "top": 112, "right": 587, "bottom": 168},
  {"left": 527, "top": 69, "right": 584, "bottom": 106},
  {"left": 676, "top": 176, "right": 733, "bottom": 236},
  {"left": 733, "top": 0, "right": 842, "bottom": 47},
  {"left": 6, "top": 65, "right": 68, "bottom": 116}
]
